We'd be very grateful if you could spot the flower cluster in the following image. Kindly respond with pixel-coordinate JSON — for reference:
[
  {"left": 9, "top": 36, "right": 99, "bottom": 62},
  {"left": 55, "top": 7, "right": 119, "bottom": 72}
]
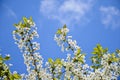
[
  {"left": 13, "top": 17, "right": 50, "bottom": 80},
  {"left": 12, "top": 17, "right": 120, "bottom": 80},
  {"left": 54, "top": 25, "right": 69, "bottom": 51}
]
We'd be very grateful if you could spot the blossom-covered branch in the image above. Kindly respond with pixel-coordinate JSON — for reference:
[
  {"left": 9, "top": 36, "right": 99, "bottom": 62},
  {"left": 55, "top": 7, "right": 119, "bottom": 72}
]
[
  {"left": 13, "top": 17, "right": 51, "bottom": 80},
  {"left": 12, "top": 17, "right": 120, "bottom": 80},
  {"left": 54, "top": 25, "right": 120, "bottom": 80}
]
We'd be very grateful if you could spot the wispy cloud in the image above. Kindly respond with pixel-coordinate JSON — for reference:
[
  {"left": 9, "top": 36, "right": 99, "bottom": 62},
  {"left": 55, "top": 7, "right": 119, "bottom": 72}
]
[
  {"left": 100, "top": 6, "right": 120, "bottom": 30},
  {"left": 2, "top": 4, "right": 17, "bottom": 19},
  {"left": 40, "top": 0, "right": 94, "bottom": 26}
]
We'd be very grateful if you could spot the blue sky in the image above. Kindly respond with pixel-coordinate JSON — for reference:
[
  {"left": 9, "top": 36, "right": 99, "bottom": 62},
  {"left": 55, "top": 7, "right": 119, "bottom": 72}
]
[{"left": 0, "top": 0, "right": 120, "bottom": 75}]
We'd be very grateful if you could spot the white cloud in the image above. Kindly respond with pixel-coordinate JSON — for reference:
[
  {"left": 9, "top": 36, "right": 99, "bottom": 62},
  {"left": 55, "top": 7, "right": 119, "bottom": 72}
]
[
  {"left": 2, "top": 4, "right": 17, "bottom": 19},
  {"left": 40, "top": 0, "right": 94, "bottom": 26},
  {"left": 100, "top": 6, "right": 120, "bottom": 29}
]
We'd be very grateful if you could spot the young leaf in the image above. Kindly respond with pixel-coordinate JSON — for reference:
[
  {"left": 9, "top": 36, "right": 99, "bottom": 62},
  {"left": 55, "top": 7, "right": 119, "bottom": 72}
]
[
  {"left": 63, "top": 24, "right": 67, "bottom": 28},
  {"left": 103, "top": 48, "right": 108, "bottom": 53},
  {"left": 23, "top": 17, "right": 27, "bottom": 24},
  {"left": 14, "top": 24, "right": 18, "bottom": 27},
  {"left": 97, "top": 44, "right": 103, "bottom": 53},
  {"left": 56, "top": 29, "right": 62, "bottom": 34},
  {"left": 48, "top": 58, "right": 53, "bottom": 65},
  {"left": 13, "top": 73, "right": 21, "bottom": 79},
  {"left": 4, "top": 56, "right": 10, "bottom": 60},
  {"left": 0, "top": 56, "right": 3, "bottom": 60},
  {"left": 76, "top": 48, "right": 81, "bottom": 55},
  {"left": 30, "top": 17, "right": 33, "bottom": 22},
  {"left": 54, "top": 58, "right": 62, "bottom": 65}
]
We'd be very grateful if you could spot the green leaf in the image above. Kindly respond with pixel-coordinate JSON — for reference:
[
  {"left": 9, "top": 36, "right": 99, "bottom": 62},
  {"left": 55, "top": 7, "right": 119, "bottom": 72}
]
[
  {"left": 54, "top": 58, "right": 62, "bottom": 65},
  {"left": 56, "top": 29, "right": 62, "bottom": 34},
  {"left": 92, "top": 52, "right": 97, "bottom": 55},
  {"left": 4, "top": 56, "right": 10, "bottom": 60},
  {"left": 103, "top": 48, "right": 108, "bottom": 53},
  {"left": 112, "top": 58, "right": 119, "bottom": 62},
  {"left": 13, "top": 73, "right": 21, "bottom": 79},
  {"left": 63, "top": 24, "right": 67, "bottom": 28},
  {"left": 116, "top": 49, "right": 120, "bottom": 53},
  {"left": 78, "top": 59, "right": 84, "bottom": 63},
  {"left": 111, "top": 53, "right": 115, "bottom": 58},
  {"left": 93, "top": 48, "right": 99, "bottom": 53},
  {"left": 97, "top": 44, "right": 103, "bottom": 53},
  {"left": 91, "top": 65, "right": 99, "bottom": 69},
  {"left": 10, "top": 74, "right": 14, "bottom": 80},
  {"left": 76, "top": 48, "right": 81, "bottom": 55},
  {"left": 22, "top": 23, "right": 27, "bottom": 27},
  {"left": 19, "top": 21, "right": 22, "bottom": 26},
  {"left": 73, "top": 59, "right": 78, "bottom": 62},
  {"left": 0, "top": 60, "right": 3, "bottom": 64},
  {"left": 95, "top": 60, "right": 100, "bottom": 64},
  {"left": 30, "top": 17, "right": 33, "bottom": 22},
  {"left": 14, "top": 24, "right": 18, "bottom": 27},
  {"left": 48, "top": 58, "right": 53, "bottom": 65},
  {"left": 0, "top": 56, "right": 3, "bottom": 60},
  {"left": 53, "top": 78, "right": 57, "bottom": 80},
  {"left": 63, "top": 33, "right": 66, "bottom": 36},
  {"left": 23, "top": 17, "right": 27, "bottom": 24}
]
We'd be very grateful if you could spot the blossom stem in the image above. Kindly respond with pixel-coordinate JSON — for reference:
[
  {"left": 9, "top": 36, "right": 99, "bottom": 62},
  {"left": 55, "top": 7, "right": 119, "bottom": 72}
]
[{"left": 29, "top": 40, "right": 41, "bottom": 80}]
